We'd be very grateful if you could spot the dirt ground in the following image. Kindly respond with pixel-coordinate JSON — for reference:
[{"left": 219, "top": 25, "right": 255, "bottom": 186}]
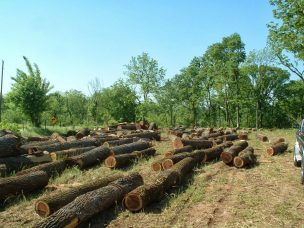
[{"left": 1, "top": 129, "right": 304, "bottom": 228}]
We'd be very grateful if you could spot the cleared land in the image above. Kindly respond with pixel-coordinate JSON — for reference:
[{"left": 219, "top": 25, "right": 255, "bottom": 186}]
[{"left": 0, "top": 129, "right": 303, "bottom": 228}]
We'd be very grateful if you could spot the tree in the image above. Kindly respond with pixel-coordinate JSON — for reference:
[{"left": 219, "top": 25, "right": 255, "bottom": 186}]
[
  {"left": 268, "top": 0, "right": 304, "bottom": 81},
  {"left": 10, "top": 56, "right": 53, "bottom": 127},
  {"left": 64, "top": 90, "right": 88, "bottom": 125}
]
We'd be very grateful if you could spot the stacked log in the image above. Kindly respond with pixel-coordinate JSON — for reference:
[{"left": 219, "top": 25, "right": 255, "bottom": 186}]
[
  {"left": 75, "top": 128, "right": 90, "bottom": 139},
  {"left": 124, "top": 131, "right": 161, "bottom": 141},
  {"left": 34, "top": 173, "right": 143, "bottom": 228},
  {"left": 124, "top": 157, "right": 196, "bottom": 212},
  {"left": 256, "top": 134, "right": 268, "bottom": 142},
  {"left": 0, "top": 171, "right": 49, "bottom": 201},
  {"left": 35, "top": 173, "right": 125, "bottom": 217},
  {"left": 233, "top": 147, "right": 256, "bottom": 168},
  {"left": 173, "top": 138, "right": 213, "bottom": 150},
  {"left": 109, "top": 141, "right": 152, "bottom": 156},
  {"left": 221, "top": 141, "right": 248, "bottom": 165},
  {"left": 50, "top": 146, "right": 96, "bottom": 159},
  {"left": 161, "top": 152, "right": 191, "bottom": 170},
  {"left": 103, "top": 138, "right": 136, "bottom": 147},
  {"left": 207, "top": 131, "right": 224, "bottom": 138},
  {"left": 0, "top": 134, "right": 21, "bottom": 157},
  {"left": 66, "top": 130, "right": 77, "bottom": 137},
  {"left": 20, "top": 140, "right": 59, "bottom": 154},
  {"left": 132, "top": 148, "right": 156, "bottom": 158},
  {"left": 164, "top": 145, "right": 193, "bottom": 157},
  {"left": 266, "top": 142, "right": 288, "bottom": 156},
  {"left": 203, "top": 142, "right": 233, "bottom": 162}
]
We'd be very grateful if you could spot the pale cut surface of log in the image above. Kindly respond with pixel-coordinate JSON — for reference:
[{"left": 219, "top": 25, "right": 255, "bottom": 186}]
[
  {"left": 221, "top": 141, "right": 248, "bottom": 164},
  {"left": 234, "top": 146, "right": 256, "bottom": 168}
]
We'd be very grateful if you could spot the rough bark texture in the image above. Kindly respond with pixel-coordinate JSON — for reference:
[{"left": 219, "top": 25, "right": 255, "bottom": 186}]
[
  {"left": 16, "top": 160, "right": 67, "bottom": 177},
  {"left": 173, "top": 138, "right": 213, "bottom": 150},
  {"left": 256, "top": 134, "right": 268, "bottom": 142},
  {"left": 238, "top": 133, "right": 248, "bottom": 140},
  {"left": 234, "top": 147, "right": 256, "bottom": 168},
  {"left": 20, "top": 141, "right": 59, "bottom": 154},
  {"left": 266, "top": 142, "right": 288, "bottom": 156},
  {"left": 105, "top": 154, "right": 138, "bottom": 168},
  {"left": 224, "top": 134, "right": 239, "bottom": 141},
  {"left": 51, "top": 146, "right": 96, "bottom": 159},
  {"left": 203, "top": 142, "right": 233, "bottom": 162},
  {"left": 110, "top": 141, "right": 152, "bottom": 156},
  {"left": 164, "top": 145, "right": 193, "bottom": 157},
  {"left": 221, "top": 141, "right": 249, "bottom": 165},
  {"left": 65, "top": 146, "right": 111, "bottom": 169},
  {"left": 0, "top": 134, "right": 21, "bottom": 158},
  {"left": 161, "top": 152, "right": 191, "bottom": 170},
  {"left": 132, "top": 147, "right": 156, "bottom": 158},
  {"left": 117, "top": 124, "right": 137, "bottom": 131},
  {"left": 34, "top": 172, "right": 143, "bottom": 228},
  {"left": 75, "top": 128, "right": 91, "bottom": 140},
  {"left": 35, "top": 173, "right": 124, "bottom": 217},
  {"left": 0, "top": 156, "right": 35, "bottom": 174},
  {"left": 207, "top": 131, "right": 224, "bottom": 138},
  {"left": 0, "top": 171, "right": 49, "bottom": 201},
  {"left": 103, "top": 138, "right": 136, "bottom": 147},
  {"left": 124, "top": 131, "right": 161, "bottom": 141}
]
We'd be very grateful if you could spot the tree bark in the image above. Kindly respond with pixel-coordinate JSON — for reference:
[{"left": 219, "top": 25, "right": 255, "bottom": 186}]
[
  {"left": 161, "top": 152, "right": 191, "bottom": 170},
  {"left": 105, "top": 154, "right": 138, "bottom": 168},
  {"left": 172, "top": 138, "right": 213, "bottom": 150},
  {"left": 124, "top": 131, "right": 161, "bottom": 141},
  {"left": 132, "top": 147, "right": 156, "bottom": 158},
  {"left": 0, "top": 171, "right": 49, "bottom": 201},
  {"left": 75, "top": 128, "right": 91, "bottom": 140},
  {"left": 221, "top": 141, "right": 248, "bottom": 165},
  {"left": 35, "top": 173, "right": 124, "bottom": 217},
  {"left": 34, "top": 172, "right": 143, "bottom": 228},
  {"left": 164, "top": 145, "right": 193, "bottom": 157},
  {"left": 233, "top": 147, "right": 256, "bottom": 168},
  {"left": 266, "top": 142, "right": 288, "bottom": 156},
  {"left": 223, "top": 134, "right": 239, "bottom": 141},
  {"left": 0, "top": 134, "right": 21, "bottom": 158},
  {"left": 103, "top": 138, "right": 136, "bottom": 147},
  {"left": 51, "top": 146, "right": 96, "bottom": 159},
  {"left": 203, "top": 142, "right": 233, "bottom": 162},
  {"left": 109, "top": 141, "right": 152, "bottom": 156},
  {"left": 117, "top": 124, "right": 137, "bottom": 131}
]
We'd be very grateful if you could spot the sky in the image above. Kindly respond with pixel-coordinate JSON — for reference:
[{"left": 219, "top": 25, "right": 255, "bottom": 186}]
[{"left": 0, "top": 0, "right": 275, "bottom": 95}]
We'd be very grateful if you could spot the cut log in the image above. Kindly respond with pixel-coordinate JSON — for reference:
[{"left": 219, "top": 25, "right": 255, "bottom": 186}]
[
  {"left": 0, "top": 171, "right": 49, "bottom": 201},
  {"left": 35, "top": 173, "right": 124, "bottom": 217},
  {"left": 0, "top": 134, "right": 21, "bottom": 157},
  {"left": 103, "top": 138, "right": 136, "bottom": 147},
  {"left": 66, "top": 130, "right": 77, "bottom": 137},
  {"left": 65, "top": 146, "right": 111, "bottom": 169},
  {"left": 203, "top": 142, "right": 233, "bottom": 162},
  {"left": 20, "top": 141, "right": 59, "bottom": 154},
  {"left": 164, "top": 145, "right": 193, "bottom": 157},
  {"left": 124, "top": 157, "right": 196, "bottom": 212},
  {"left": 132, "top": 147, "right": 156, "bottom": 158},
  {"left": 27, "top": 136, "right": 50, "bottom": 142},
  {"left": 151, "top": 159, "right": 163, "bottom": 172},
  {"left": 50, "top": 146, "right": 96, "bottom": 160},
  {"left": 124, "top": 131, "right": 161, "bottom": 141},
  {"left": 34, "top": 172, "right": 143, "bottom": 228},
  {"left": 270, "top": 137, "right": 285, "bottom": 145},
  {"left": 162, "top": 152, "right": 190, "bottom": 170},
  {"left": 117, "top": 124, "right": 137, "bottom": 131},
  {"left": 75, "top": 128, "right": 90, "bottom": 140},
  {"left": 110, "top": 141, "right": 152, "bottom": 156},
  {"left": 207, "top": 131, "right": 224, "bottom": 138},
  {"left": 238, "top": 133, "right": 248, "bottom": 140},
  {"left": 256, "top": 134, "right": 268, "bottom": 142},
  {"left": 173, "top": 138, "right": 213, "bottom": 150},
  {"left": 234, "top": 147, "right": 256, "bottom": 168},
  {"left": 105, "top": 154, "right": 137, "bottom": 168},
  {"left": 212, "top": 138, "right": 224, "bottom": 145},
  {"left": 16, "top": 160, "right": 67, "bottom": 177},
  {"left": 221, "top": 141, "right": 249, "bottom": 165},
  {"left": 224, "top": 134, "right": 239, "bottom": 141},
  {"left": 266, "top": 142, "right": 288, "bottom": 156}
]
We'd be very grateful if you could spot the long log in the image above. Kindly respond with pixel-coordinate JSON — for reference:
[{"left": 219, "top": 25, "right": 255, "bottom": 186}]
[
  {"left": 65, "top": 146, "right": 111, "bottom": 169},
  {"left": 256, "top": 133, "right": 268, "bottom": 142},
  {"left": 203, "top": 142, "right": 233, "bottom": 162},
  {"left": 103, "top": 138, "right": 136, "bottom": 147},
  {"left": 161, "top": 152, "right": 190, "bottom": 170},
  {"left": 50, "top": 146, "right": 96, "bottom": 160},
  {"left": 164, "top": 145, "right": 193, "bottom": 157},
  {"left": 0, "top": 171, "right": 49, "bottom": 201},
  {"left": 221, "top": 141, "right": 248, "bottom": 164},
  {"left": 233, "top": 147, "right": 256, "bottom": 168},
  {"left": 124, "top": 131, "right": 161, "bottom": 141},
  {"left": 34, "top": 172, "right": 143, "bottom": 228},
  {"left": 266, "top": 142, "right": 288, "bottom": 156},
  {"left": 132, "top": 147, "right": 156, "bottom": 158},
  {"left": 110, "top": 141, "right": 152, "bottom": 156},
  {"left": 207, "top": 131, "right": 224, "bottom": 138},
  {"left": 224, "top": 134, "right": 239, "bottom": 141},
  {"left": 173, "top": 138, "right": 213, "bottom": 150},
  {"left": 117, "top": 124, "right": 137, "bottom": 131},
  {"left": 124, "top": 157, "right": 196, "bottom": 212},
  {"left": 35, "top": 173, "right": 124, "bottom": 217},
  {"left": 0, "top": 134, "right": 21, "bottom": 157},
  {"left": 20, "top": 140, "right": 59, "bottom": 154},
  {"left": 16, "top": 160, "right": 67, "bottom": 177}
]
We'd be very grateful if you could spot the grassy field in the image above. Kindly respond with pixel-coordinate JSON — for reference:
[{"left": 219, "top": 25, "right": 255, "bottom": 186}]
[{"left": 0, "top": 129, "right": 304, "bottom": 227}]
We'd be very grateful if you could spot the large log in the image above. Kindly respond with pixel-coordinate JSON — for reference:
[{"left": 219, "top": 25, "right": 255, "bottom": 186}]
[
  {"left": 65, "top": 146, "right": 111, "bottom": 169},
  {"left": 103, "top": 138, "right": 136, "bottom": 147},
  {"left": 203, "top": 142, "right": 233, "bottom": 162},
  {"left": 110, "top": 141, "right": 152, "bottom": 156},
  {"left": 75, "top": 128, "right": 90, "bottom": 139},
  {"left": 256, "top": 133, "right": 268, "bottom": 142},
  {"left": 223, "top": 134, "right": 239, "bottom": 141},
  {"left": 0, "top": 171, "right": 49, "bottom": 201},
  {"left": 20, "top": 140, "right": 59, "bottom": 154},
  {"left": 238, "top": 133, "right": 248, "bottom": 140},
  {"left": 16, "top": 160, "right": 67, "bottom": 177},
  {"left": 124, "top": 157, "right": 196, "bottom": 212},
  {"left": 124, "top": 131, "right": 161, "bottom": 141},
  {"left": 233, "top": 147, "right": 256, "bottom": 168},
  {"left": 221, "top": 141, "right": 248, "bottom": 165},
  {"left": 132, "top": 147, "right": 156, "bottom": 158},
  {"left": 207, "top": 131, "right": 224, "bottom": 138},
  {"left": 164, "top": 145, "right": 193, "bottom": 157},
  {"left": 161, "top": 152, "right": 191, "bottom": 170},
  {"left": 34, "top": 172, "right": 143, "bottom": 228},
  {"left": 266, "top": 142, "right": 288, "bottom": 156},
  {"left": 0, "top": 134, "right": 21, "bottom": 157},
  {"left": 117, "top": 124, "right": 137, "bottom": 131},
  {"left": 50, "top": 146, "right": 96, "bottom": 160},
  {"left": 35, "top": 173, "right": 125, "bottom": 217},
  {"left": 173, "top": 138, "right": 213, "bottom": 150}
]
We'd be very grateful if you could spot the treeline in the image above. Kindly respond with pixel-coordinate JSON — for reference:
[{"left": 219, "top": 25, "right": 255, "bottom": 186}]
[{"left": 2, "top": 0, "right": 303, "bottom": 129}]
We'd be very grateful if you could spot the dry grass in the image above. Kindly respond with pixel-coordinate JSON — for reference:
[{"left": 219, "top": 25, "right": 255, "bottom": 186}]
[{"left": 1, "top": 129, "right": 304, "bottom": 228}]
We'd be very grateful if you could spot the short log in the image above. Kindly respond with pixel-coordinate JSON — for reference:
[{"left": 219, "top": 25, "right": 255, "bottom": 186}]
[
  {"left": 221, "top": 141, "right": 248, "bottom": 165},
  {"left": 233, "top": 147, "right": 256, "bottom": 168},
  {"left": 266, "top": 142, "right": 288, "bottom": 156}
]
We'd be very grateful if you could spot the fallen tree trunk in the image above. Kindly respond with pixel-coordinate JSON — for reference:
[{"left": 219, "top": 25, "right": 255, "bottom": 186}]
[
  {"left": 256, "top": 134, "right": 268, "bottom": 142},
  {"left": 124, "top": 131, "right": 161, "bottom": 141},
  {"left": 16, "top": 160, "right": 67, "bottom": 177},
  {"left": 207, "top": 131, "right": 223, "bottom": 138},
  {"left": 0, "top": 171, "right": 49, "bottom": 201},
  {"left": 65, "top": 146, "right": 111, "bottom": 169},
  {"left": 105, "top": 154, "right": 137, "bottom": 168},
  {"left": 203, "top": 142, "right": 233, "bottom": 162},
  {"left": 161, "top": 152, "right": 190, "bottom": 170},
  {"left": 132, "top": 147, "right": 156, "bottom": 158},
  {"left": 221, "top": 141, "right": 248, "bottom": 165},
  {"left": 75, "top": 128, "right": 90, "bottom": 140},
  {"left": 103, "top": 138, "right": 136, "bottom": 147},
  {"left": 109, "top": 141, "right": 152, "bottom": 156},
  {"left": 34, "top": 172, "right": 143, "bottom": 228},
  {"left": 173, "top": 138, "right": 213, "bottom": 150},
  {"left": 35, "top": 173, "right": 124, "bottom": 217},
  {"left": 124, "top": 157, "right": 196, "bottom": 212},
  {"left": 20, "top": 141, "right": 59, "bottom": 154},
  {"left": 164, "top": 145, "right": 193, "bottom": 157},
  {"left": 50, "top": 146, "right": 96, "bottom": 160},
  {"left": 266, "top": 142, "right": 288, "bottom": 156},
  {"left": 0, "top": 134, "right": 21, "bottom": 157},
  {"left": 233, "top": 147, "right": 256, "bottom": 168}
]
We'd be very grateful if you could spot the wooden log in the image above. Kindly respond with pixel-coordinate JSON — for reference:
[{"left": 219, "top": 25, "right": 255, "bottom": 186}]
[
  {"left": 105, "top": 154, "right": 137, "bottom": 168},
  {"left": 20, "top": 141, "right": 59, "bottom": 154},
  {"left": 212, "top": 138, "right": 224, "bottom": 145},
  {"left": 65, "top": 146, "right": 111, "bottom": 169},
  {"left": 124, "top": 157, "right": 196, "bottom": 212},
  {"left": 164, "top": 145, "right": 193, "bottom": 157},
  {"left": 16, "top": 160, "right": 67, "bottom": 177},
  {"left": 0, "top": 171, "right": 49, "bottom": 201},
  {"left": 66, "top": 130, "right": 77, "bottom": 137},
  {"left": 221, "top": 141, "right": 248, "bottom": 165},
  {"left": 172, "top": 138, "right": 213, "bottom": 150},
  {"left": 34, "top": 172, "right": 143, "bottom": 228},
  {"left": 234, "top": 147, "right": 256, "bottom": 168},
  {"left": 256, "top": 133, "right": 268, "bottom": 142},
  {"left": 27, "top": 136, "right": 50, "bottom": 142},
  {"left": 124, "top": 131, "right": 161, "bottom": 141},
  {"left": 270, "top": 137, "right": 285, "bottom": 145},
  {"left": 202, "top": 143, "right": 230, "bottom": 162},
  {"left": 0, "top": 134, "right": 21, "bottom": 157},
  {"left": 117, "top": 124, "right": 137, "bottom": 131},
  {"left": 103, "top": 138, "right": 136, "bottom": 147},
  {"left": 151, "top": 159, "right": 164, "bottom": 172},
  {"left": 75, "top": 128, "right": 90, "bottom": 140},
  {"left": 35, "top": 173, "right": 124, "bottom": 217},
  {"left": 50, "top": 146, "right": 96, "bottom": 160},
  {"left": 110, "top": 141, "right": 152, "bottom": 156},
  {"left": 207, "top": 131, "right": 224, "bottom": 138},
  {"left": 238, "top": 133, "right": 248, "bottom": 140},
  {"left": 266, "top": 142, "right": 288, "bottom": 156},
  {"left": 132, "top": 147, "right": 156, "bottom": 158},
  {"left": 161, "top": 152, "right": 190, "bottom": 170},
  {"left": 224, "top": 134, "right": 239, "bottom": 141}
]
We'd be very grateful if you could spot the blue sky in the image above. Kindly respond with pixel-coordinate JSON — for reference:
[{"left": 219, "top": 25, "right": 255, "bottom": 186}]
[{"left": 0, "top": 0, "right": 275, "bottom": 95}]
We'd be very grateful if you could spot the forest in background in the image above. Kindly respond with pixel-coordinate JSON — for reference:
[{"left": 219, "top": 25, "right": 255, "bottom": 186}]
[{"left": 1, "top": 0, "right": 303, "bottom": 129}]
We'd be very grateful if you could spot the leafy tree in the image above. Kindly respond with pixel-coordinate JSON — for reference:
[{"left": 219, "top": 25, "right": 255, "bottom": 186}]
[
  {"left": 64, "top": 90, "right": 88, "bottom": 125},
  {"left": 268, "top": 0, "right": 304, "bottom": 81},
  {"left": 10, "top": 56, "right": 53, "bottom": 127}
]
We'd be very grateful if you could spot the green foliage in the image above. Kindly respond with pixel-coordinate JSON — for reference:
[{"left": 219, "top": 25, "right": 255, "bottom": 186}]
[
  {"left": 0, "top": 122, "right": 20, "bottom": 136},
  {"left": 10, "top": 57, "right": 53, "bottom": 127}
]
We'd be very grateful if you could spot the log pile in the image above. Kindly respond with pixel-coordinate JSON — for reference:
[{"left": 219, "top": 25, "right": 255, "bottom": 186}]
[
  {"left": 221, "top": 141, "right": 248, "bottom": 165},
  {"left": 233, "top": 147, "right": 256, "bottom": 168},
  {"left": 109, "top": 141, "right": 152, "bottom": 156},
  {"left": 124, "top": 131, "right": 161, "bottom": 141},
  {"left": 172, "top": 138, "right": 213, "bottom": 150}
]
